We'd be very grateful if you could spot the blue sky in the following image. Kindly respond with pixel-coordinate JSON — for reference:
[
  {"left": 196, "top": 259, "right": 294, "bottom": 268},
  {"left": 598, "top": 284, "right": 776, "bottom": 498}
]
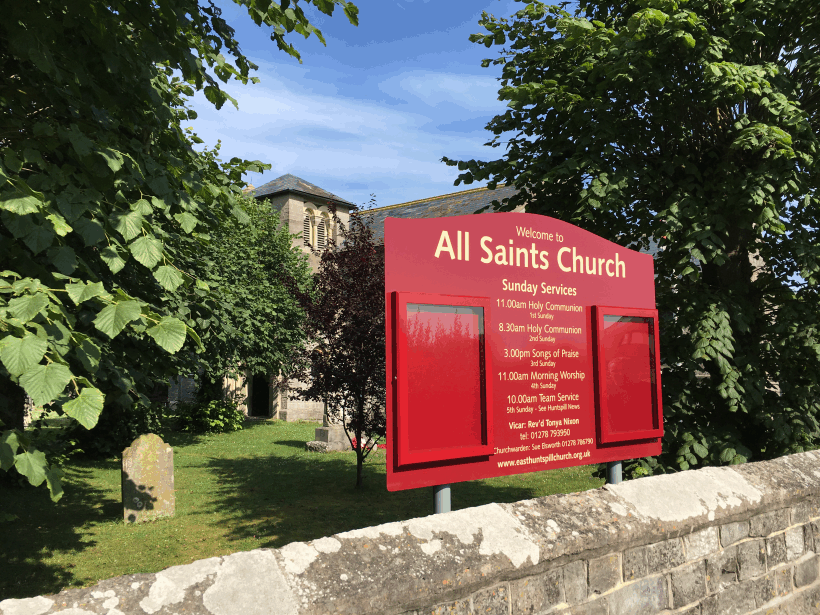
[{"left": 188, "top": 0, "right": 522, "bottom": 208}]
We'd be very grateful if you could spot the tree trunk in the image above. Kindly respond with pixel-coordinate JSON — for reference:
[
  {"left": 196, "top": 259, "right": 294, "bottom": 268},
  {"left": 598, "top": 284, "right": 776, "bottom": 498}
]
[
  {"left": 355, "top": 398, "right": 363, "bottom": 488},
  {"left": 0, "top": 376, "right": 26, "bottom": 432}
]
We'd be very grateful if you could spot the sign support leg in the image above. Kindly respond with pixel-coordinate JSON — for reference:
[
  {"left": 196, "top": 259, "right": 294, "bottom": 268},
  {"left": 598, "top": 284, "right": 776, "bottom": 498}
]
[
  {"left": 434, "top": 484, "right": 451, "bottom": 514},
  {"left": 606, "top": 461, "right": 622, "bottom": 485}
]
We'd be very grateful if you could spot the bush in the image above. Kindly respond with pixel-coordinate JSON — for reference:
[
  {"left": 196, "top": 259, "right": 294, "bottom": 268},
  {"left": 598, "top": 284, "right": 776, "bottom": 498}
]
[{"left": 175, "top": 399, "right": 245, "bottom": 434}]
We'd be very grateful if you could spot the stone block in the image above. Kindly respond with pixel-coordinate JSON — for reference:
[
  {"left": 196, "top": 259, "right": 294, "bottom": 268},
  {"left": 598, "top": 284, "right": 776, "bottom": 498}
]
[
  {"left": 753, "top": 572, "right": 776, "bottom": 608},
  {"left": 789, "top": 585, "right": 820, "bottom": 615},
  {"left": 701, "top": 581, "right": 756, "bottom": 615},
  {"left": 766, "top": 533, "right": 787, "bottom": 568},
  {"left": 749, "top": 509, "right": 790, "bottom": 537},
  {"left": 562, "top": 560, "right": 587, "bottom": 605},
  {"left": 684, "top": 526, "right": 719, "bottom": 562},
  {"left": 473, "top": 583, "right": 510, "bottom": 615},
  {"left": 720, "top": 521, "right": 750, "bottom": 547},
  {"left": 706, "top": 547, "right": 738, "bottom": 593},
  {"left": 608, "top": 575, "right": 668, "bottom": 615},
  {"left": 804, "top": 523, "right": 815, "bottom": 553},
  {"left": 794, "top": 555, "right": 819, "bottom": 588},
  {"left": 737, "top": 539, "right": 766, "bottom": 580},
  {"left": 672, "top": 605, "right": 702, "bottom": 615},
  {"left": 305, "top": 440, "right": 329, "bottom": 452},
  {"left": 121, "top": 433, "right": 174, "bottom": 524},
  {"left": 313, "top": 425, "right": 349, "bottom": 451},
  {"left": 569, "top": 599, "right": 608, "bottom": 615},
  {"left": 646, "top": 538, "right": 685, "bottom": 574},
  {"left": 588, "top": 553, "right": 621, "bottom": 595},
  {"left": 623, "top": 546, "right": 647, "bottom": 581},
  {"left": 430, "top": 600, "right": 469, "bottom": 615},
  {"left": 792, "top": 500, "right": 814, "bottom": 525},
  {"left": 511, "top": 570, "right": 563, "bottom": 614},
  {"left": 775, "top": 566, "right": 792, "bottom": 597},
  {"left": 786, "top": 527, "right": 805, "bottom": 561},
  {"left": 671, "top": 560, "right": 707, "bottom": 608}
]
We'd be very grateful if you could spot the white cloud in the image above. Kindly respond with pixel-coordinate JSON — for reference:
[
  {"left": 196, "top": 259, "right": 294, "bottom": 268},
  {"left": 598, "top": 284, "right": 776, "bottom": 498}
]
[
  {"left": 188, "top": 66, "right": 502, "bottom": 205},
  {"left": 378, "top": 70, "right": 502, "bottom": 112}
]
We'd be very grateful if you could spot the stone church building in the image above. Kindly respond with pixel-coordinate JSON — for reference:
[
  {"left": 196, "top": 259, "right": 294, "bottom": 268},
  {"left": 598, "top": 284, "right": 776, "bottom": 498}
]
[{"left": 223, "top": 173, "right": 522, "bottom": 422}]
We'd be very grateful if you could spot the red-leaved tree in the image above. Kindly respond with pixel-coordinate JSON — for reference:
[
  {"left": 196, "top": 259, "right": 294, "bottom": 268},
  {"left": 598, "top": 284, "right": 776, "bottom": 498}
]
[{"left": 290, "top": 206, "right": 386, "bottom": 488}]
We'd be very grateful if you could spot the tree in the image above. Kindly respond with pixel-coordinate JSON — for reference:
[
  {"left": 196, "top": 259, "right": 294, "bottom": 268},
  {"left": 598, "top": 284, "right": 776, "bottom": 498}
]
[
  {"left": 0, "top": 0, "right": 358, "bottom": 499},
  {"left": 444, "top": 0, "right": 820, "bottom": 474},
  {"left": 189, "top": 192, "right": 313, "bottom": 389},
  {"left": 290, "top": 207, "right": 386, "bottom": 488}
]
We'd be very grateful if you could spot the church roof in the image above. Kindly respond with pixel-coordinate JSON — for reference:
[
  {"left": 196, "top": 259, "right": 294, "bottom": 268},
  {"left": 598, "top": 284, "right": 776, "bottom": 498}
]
[
  {"left": 252, "top": 174, "right": 356, "bottom": 207},
  {"left": 362, "top": 184, "right": 520, "bottom": 243}
]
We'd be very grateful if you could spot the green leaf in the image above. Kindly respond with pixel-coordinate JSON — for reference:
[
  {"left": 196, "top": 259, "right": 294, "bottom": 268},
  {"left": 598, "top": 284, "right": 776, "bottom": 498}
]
[
  {"left": 100, "top": 246, "right": 127, "bottom": 274},
  {"left": 75, "top": 337, "right": 101, "bottom": 373},
  {"left": 73, "top": 217, "right": 105, "bottom": 246},
  {"left": 0, "top": 430, "right": 20, "bottom": 471},
  {"left": 154, "top": 265, "right": 184, "bottom": 291},
  {"left": 132, "top": 198, "right": 152, "bottom": 215},
  {"left": 185, "top": 324, "right": 203, "bottom": 350},
  {"left": 97, "top": 148, "right": 123, "bottom": 173},
  {"left": 19, "top": 363, "right": 72, "bottom": 406},
  {"left": 93, "top": 300, "right": 142, "bottom": 338},
  {"left": 66, "top": 280, "right": 108, "bottom": 305},
  {"left": 719, "top": 448, "right": 736, "bottom": 463},
  {"left": 0, "top": 333, "right": 48, "bottom": 377},
  {"left": 1, "top": 210, "right": 35, "bottom": 238},
  {"left": 49, "top": 245, "right": 77, "bottom": 275},
  {"left": 231, "top": 206, "right": 251, "bottom": 225},
  {"left": 24, "top": 224, "right": 55, "bottom": 254},
  {"left": 63, "top": 387, "right": 104, "bottom": 429},
  {"left": 0, "top": 192, "right": 42, "bottom": 215},
  {"left": 45, "top": 465, "right": 64, "bottom": 502},
  {"left": 14, "top": 449, "right": 48, "bottom": 487},
  {"left": 174, "top": 212, "right": 199, "bottom": 233},
  {"left": 129, "top": 236, "right": 163, "bottom": 269},
  {"left": 46, "top": 213, "right": 72, "bottom": 236},
  {"left": 112, "top": 209, "right": 144, "bottom": 241},
  {"left": 146, "top": 316, "right": 187, "bottom": 353},
  {"left": 8, "top": 293, "right": 48, "bottom": 323},
  {"left": 65, "top": 125, "right": 93, "bottom": 157},
  {"left": 692, "top": 442, "right": 709, "bottom": 458}
]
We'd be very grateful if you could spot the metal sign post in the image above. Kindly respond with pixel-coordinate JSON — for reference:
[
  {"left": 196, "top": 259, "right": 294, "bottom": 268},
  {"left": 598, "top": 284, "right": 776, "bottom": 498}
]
[
  {"left": 606, "top": 460, "right": 622, "bottom": 484},
  {"left": 434, "top": 484, "right": 451, "bottom": 514}
]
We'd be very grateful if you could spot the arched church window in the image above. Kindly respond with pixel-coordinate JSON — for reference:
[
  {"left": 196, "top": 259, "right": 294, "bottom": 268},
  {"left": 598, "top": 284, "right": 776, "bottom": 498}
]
[
  {"left": 303, "top": 210, "right": 315, "bottom": 246},
  {"left": 317, "top": 215, "right": 329, "bottom": 249}
]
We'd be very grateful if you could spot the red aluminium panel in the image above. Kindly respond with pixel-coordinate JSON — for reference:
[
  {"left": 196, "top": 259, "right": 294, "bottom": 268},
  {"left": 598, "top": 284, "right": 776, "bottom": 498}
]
[
  {"left": 385, "top": 213, "right": 662, "bottom": 491},
  {"left": 395, "top": 293, "right": 493, "bottom": 465},
  {"left": 592, "top": 307, "right": 663, "bottom": 444}
]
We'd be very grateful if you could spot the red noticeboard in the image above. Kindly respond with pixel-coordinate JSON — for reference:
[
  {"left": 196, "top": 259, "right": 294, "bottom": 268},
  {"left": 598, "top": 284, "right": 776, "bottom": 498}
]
[{"left": 385, "top": 213, "right": 663, "bottom": 491}]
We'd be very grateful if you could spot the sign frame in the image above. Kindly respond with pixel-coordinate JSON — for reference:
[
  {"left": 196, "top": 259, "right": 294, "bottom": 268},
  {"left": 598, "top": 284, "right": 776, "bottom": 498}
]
[
  {"left": 394, "top": 291, "right": 494, "bottom": 466},
  {"left": 384, "top": 213, "right": 663, "bottom": 492},
  {"left": 592, "top": 306, "right": 664, "bottom": 444}
]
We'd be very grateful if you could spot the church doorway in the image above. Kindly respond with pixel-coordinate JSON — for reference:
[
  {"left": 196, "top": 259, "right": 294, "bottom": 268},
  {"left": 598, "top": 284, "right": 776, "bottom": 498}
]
[{"left": 250, "top": 373, "right": 270, "bottom": 417}]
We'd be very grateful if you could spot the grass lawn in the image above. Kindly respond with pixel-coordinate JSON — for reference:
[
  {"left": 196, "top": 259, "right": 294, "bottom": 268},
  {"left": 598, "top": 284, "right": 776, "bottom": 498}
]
[{"left": 0, "top": 420, "right": 604, "bottom": 600}]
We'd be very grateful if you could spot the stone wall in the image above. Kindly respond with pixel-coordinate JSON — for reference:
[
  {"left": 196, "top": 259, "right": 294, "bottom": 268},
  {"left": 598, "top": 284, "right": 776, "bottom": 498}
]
[{"left": 5, "top": 451, "right": 820, "bottom": 615}]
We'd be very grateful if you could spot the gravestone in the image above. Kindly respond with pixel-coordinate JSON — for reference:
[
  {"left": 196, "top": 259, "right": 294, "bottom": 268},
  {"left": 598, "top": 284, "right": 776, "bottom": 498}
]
[
  {"left": 306, "top": 405, "right": 349, "bottom": 452},
  {"left": 122, "top": 434, "right": 174, "bottom": 523}
]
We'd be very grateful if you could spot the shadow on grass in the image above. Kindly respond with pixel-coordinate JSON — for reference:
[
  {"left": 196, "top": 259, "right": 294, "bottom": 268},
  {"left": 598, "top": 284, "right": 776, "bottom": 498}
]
[
  {"left": 0, "top": 458, "right": 120, "bottom": 600},
  {"left": 197, "top": 450, "right": 537, "bottom": 549}
]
